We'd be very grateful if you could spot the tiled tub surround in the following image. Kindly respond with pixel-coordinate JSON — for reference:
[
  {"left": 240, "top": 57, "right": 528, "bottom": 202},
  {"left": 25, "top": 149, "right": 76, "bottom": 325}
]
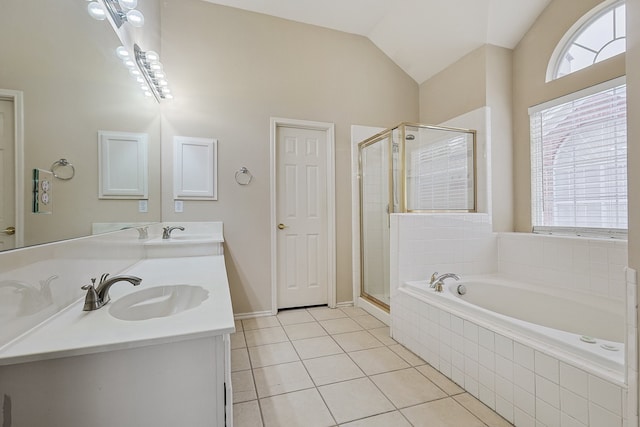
[
  {"left": 0, "top": 222, "right": 233, "bottom": 426},
  {"left": 389, "top": 213, "right": 632, "bottom": 427},
  {"left": 393, "top": 292, "right": 626, "bottom": 427},
  {"left": 402, "top": 278, "right": 624, "bottom": 373}
]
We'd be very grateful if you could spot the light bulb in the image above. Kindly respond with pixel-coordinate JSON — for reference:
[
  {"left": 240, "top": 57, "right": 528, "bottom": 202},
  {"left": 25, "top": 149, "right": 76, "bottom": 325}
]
[
  {"left": 125, "top": 9, "right": 144, "bottom": 27},
  {"left": 163, "top": 93, "right": 174, "bottom": 100},
  {"left": 129, "top": 68, "right": 141, "bottom": 77},
  {"left": 123, "top": 59, "right": 136, "bottom": 69},
  {"left": 87, "top": 2, "right": 107, "bottom": 20},
  {"left": 136, "top": 76, "right": 145, "bottom": 83},
  {"left": 115, "top": 46, "right": 130, "bottom": 60},
  {"left": 145, "top": 51, "right": 160, "bottom": 63},
  {"left": 158, "top": 79, "right": 168, "bottom": 86},
  {"left": 118, "top": 0, "right": 137, "bottom": 10},
  {"left": 161, "top": 87, "right": 171, "bottom": 94},
  {"left": 152, "top": 71, "right": 166, "bottom": 79},
  {"left": 144, "top": 91, "right": 153, "bottom": 97},
  {"left": 149, "top": 62, "right": 163, "bottom": 72}
]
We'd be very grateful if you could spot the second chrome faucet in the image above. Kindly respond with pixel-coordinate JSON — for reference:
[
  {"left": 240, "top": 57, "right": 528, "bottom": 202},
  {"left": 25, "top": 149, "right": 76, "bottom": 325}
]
[{"left": 162, "top": 226, "right": 185, "bottom": 239}]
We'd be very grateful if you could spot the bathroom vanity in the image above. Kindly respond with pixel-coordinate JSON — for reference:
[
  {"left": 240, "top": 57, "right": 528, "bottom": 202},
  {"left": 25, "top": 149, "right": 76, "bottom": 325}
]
[{"left": 0, "top": 223, "right": 234, "bottom": 427}]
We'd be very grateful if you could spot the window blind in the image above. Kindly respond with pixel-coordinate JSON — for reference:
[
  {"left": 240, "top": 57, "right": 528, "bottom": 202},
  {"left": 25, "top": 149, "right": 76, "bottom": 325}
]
[
  {"left": 407, "top": 134, "right": 473, "bottom": 211},
  {"left": 530, "top": 79, "right": 627, "bottom": 237}
]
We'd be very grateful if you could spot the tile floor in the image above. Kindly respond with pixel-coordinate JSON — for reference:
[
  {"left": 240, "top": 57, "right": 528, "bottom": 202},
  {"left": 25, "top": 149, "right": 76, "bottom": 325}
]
[{"left": 231, "top": 306, "right": 514, "bottom": 427}]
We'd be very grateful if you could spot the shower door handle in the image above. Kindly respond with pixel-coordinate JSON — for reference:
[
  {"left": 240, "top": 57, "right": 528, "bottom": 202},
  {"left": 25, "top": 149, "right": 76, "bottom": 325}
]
[{"left": 277, "top": 223, "right": 288, "bottom": 230}]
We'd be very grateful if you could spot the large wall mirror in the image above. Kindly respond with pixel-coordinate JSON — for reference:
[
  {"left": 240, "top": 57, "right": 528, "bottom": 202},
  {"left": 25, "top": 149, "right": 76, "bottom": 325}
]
[{"left": 0, "top": 0, "right": 162, "bottom": 252}]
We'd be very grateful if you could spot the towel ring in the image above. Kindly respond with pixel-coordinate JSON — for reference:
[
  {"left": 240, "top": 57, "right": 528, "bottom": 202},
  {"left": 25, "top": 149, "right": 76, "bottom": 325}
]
[
  {"left": 235, "top": 167, "right": 253, "bottom": 185},
  {"left": 50, "top": 159, "right": 75, "bottom": 180}
]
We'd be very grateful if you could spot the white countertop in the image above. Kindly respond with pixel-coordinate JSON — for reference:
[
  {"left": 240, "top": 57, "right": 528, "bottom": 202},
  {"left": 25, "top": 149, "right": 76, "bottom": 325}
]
[{"left": 0, "top": 256, "right": 235, "bottom": 366}]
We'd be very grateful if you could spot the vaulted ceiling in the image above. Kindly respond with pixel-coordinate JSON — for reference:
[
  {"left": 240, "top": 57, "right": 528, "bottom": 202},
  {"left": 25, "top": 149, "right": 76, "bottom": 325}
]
[{"left": 203, "top": 0, "right": 552, "bottom": 84}]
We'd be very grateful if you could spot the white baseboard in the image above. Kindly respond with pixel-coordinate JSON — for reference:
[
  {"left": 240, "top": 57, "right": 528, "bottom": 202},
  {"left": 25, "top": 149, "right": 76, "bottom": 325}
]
[
  {"left": 336, "top": 301, "right": 354, "bottom": 308},
  {"left": 234, "top": 310, "right": 273, "bottom": 320}
]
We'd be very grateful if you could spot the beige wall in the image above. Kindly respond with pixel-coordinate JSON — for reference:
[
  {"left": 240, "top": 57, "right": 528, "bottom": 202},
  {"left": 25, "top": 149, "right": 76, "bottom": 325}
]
[
  {"left": 159, "top": 0, "right": 419, "bottom": 314},
  {"left": 419, "top": 47, "right": 487, "bottom": 125},
  {"left": 512, "top": 0, "right": 625, "bottom": 231},
  {"left": 0, "top": 0, "right": 162, "bottom": 248},
  {"left": 419, "top": 44, "right": 514, "bottom": 231}
]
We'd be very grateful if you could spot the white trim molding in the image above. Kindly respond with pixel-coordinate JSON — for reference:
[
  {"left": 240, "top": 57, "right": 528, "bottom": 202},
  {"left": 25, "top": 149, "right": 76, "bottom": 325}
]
[
  {"left": 0, "top": 89, "right": 24, "bottom": 248},
  {"left": 270, "top": 117, "right": 336, "bottom": 315}
]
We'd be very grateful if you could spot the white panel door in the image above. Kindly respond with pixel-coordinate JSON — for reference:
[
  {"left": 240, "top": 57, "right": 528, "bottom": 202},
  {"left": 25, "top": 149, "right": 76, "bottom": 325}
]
[
  {"left": 0, "top": 99, "right": 15, "bottom": 250},
  {"left": 276, "top": 126, "right": 328, "bottom": 309}
]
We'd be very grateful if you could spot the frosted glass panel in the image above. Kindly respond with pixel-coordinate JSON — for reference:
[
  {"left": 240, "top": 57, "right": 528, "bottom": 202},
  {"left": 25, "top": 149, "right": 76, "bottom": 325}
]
[{"left": 359, "top": 133, "right": 392, "bottom": 307}]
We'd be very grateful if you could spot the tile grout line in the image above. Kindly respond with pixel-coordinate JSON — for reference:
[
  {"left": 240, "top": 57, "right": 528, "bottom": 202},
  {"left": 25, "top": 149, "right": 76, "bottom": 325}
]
[
  {"left": 281, "top": 308, "right": 339, "bottom": 426},
  {"left": 240, "top": 318, "right": 268, "bottom": 427},
  {"left": 234, "top": 308, "right": 508, "bottom": 427}
]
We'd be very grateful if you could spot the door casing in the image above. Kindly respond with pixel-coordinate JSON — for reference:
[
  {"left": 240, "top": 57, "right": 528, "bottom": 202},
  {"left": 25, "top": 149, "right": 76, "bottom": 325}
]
[
  {"left": 0, "top": 89, "right": 24, "bottom": 249},
  {"left": 270, "top": 117, "right": 336, "bottom": 314}
]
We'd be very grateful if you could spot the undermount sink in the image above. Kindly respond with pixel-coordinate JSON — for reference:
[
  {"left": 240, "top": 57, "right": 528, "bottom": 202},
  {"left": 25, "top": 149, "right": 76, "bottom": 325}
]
[{"left": 109, "top": 285, "right": 209, "bottom": 321}]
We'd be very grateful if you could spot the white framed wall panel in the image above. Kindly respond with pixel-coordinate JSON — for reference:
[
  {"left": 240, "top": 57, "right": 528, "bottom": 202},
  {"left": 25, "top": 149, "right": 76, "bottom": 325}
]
[
  {"left": 173, "top": 136, "right": 218, "bottom": 200},
  {"left": 98, "top": 131, "right": 148, "bottom": 199}
]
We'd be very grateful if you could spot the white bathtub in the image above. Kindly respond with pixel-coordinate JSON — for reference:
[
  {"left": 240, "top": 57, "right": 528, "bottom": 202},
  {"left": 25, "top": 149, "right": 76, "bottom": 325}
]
[{"left": 401, "top": 275, "right": 625, "bottom": 375}]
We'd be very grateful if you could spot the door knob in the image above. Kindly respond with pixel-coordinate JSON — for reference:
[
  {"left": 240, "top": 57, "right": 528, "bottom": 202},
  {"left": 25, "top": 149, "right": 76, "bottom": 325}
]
[
  {"left": 277, "top": 224, "right": 287, "bottom": 230},
  {"left": 3, "top": 226, "right": 15, "bottom": 236}
]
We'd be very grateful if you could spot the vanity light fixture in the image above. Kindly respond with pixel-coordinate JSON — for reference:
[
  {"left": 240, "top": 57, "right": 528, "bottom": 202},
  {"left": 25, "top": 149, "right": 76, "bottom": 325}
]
[
  {"left": 132, "top": 44, "right": 173, "bottom": 101},
  {"left": 87, "top": 0, "right": 144, "bottom": 29},
  {"left": 113, "top": 44, "right": 172, "bottom": 101},
  {"left": 86, "top": 0, "right": 172, "bottom": 102}
]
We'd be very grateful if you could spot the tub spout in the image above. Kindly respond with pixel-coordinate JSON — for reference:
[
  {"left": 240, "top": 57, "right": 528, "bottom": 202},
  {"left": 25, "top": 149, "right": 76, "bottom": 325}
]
[{"left": 430, "top": 273, "right": 460, "bottom": 292}]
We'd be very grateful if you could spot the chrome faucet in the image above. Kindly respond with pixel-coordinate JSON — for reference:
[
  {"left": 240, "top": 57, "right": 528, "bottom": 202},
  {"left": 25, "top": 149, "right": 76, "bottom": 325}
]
[
  {"left": 429, "top": 272, "right": 460, "bottom": 292},
  {"left": 162, "top": 226, "right": 185, "bottom": 239},
  {"left": 81, "top": 273, "right": 142, "bottom": 311}
]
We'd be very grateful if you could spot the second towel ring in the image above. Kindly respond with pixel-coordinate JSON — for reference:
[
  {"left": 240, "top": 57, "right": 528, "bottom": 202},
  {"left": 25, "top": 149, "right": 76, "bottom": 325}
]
[
  {"left": 235, "top": 167, "right": 253, "bottom": 185},
  {"left": 50, "top": 158, "right": 75, "bottom": 180}
]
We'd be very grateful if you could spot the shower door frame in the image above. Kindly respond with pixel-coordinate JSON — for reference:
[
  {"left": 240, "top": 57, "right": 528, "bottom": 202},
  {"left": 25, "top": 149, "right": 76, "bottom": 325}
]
[
  {"left": 357, "top": 127, "right": 401, "bottom": 312},
  {"left": 356, "top": 122, "right": 478, "bottom": 313}
]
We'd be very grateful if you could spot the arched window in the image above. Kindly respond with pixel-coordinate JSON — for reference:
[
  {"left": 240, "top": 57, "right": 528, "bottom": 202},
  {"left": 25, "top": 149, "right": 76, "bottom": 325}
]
[{"left": 547, "top": 0, "right": 626, "bottom": 81}]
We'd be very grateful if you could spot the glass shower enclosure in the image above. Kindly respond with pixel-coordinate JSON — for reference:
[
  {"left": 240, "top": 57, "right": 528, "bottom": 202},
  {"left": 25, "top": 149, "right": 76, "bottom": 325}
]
[{"left": 358, "top": 123, "right": 476, "bottom": 310}]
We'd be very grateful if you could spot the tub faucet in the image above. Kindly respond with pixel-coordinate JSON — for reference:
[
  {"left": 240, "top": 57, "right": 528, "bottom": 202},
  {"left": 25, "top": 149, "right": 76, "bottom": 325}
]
[
  {"left": 429, "top": 272, "right": 460, "bottom": 292},
  {"left": 162, "top": 226, "right": 185, "bottom": 239},
  {"left": 81, "top": 273, "right": 142, "bottom": 311}
]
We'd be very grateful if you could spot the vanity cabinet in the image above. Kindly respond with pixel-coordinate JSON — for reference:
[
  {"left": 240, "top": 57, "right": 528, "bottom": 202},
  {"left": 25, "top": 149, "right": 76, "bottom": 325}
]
[{"left": 0, "top": 334, "right": 232, "bottom": 426}]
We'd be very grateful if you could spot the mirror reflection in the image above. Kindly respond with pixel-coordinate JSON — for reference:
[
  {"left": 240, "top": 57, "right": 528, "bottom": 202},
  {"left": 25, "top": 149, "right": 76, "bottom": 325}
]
[{"left": 0, "top": 0, "right": 161, "bottom": 252}]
